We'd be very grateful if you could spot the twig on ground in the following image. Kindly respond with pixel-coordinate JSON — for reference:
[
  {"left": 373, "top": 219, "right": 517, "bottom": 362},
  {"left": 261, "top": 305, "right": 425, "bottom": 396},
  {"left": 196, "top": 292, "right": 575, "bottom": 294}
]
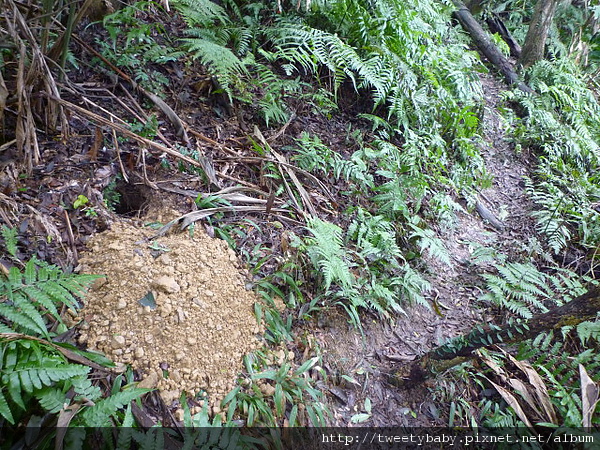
[
  {"left": 63, "top": 209, "right": 77, "bottom": 261},
  {"left": 254, "top": 126, "right": 317, "bottom": 217},
  {"left": 153, "top": 205, "right": 294, "bottom": 238},
  {"left": 71, "top": 34, "right": 190, "bottom": 144},
  {"left": 110, "top": 116, "right": 129, "bottom": 183},
  {"left": 267, "top": 111, "right": 296, "bottom": 142},
  {"left": 49, "top": 96, "right": 205, "bottom": 169},
  {"left": 214, "top": 156, "right": 336, "bottom": 203}
]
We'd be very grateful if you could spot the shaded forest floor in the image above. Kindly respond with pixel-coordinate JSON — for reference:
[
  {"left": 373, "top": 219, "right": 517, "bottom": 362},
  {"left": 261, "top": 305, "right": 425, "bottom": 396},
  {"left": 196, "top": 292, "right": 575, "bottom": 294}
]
[
  {"left": 1, "top": 53, "right": 549, "bottom": 426},
  {"left": 315, "top": 73, "right": 542, "bottom": 426}
]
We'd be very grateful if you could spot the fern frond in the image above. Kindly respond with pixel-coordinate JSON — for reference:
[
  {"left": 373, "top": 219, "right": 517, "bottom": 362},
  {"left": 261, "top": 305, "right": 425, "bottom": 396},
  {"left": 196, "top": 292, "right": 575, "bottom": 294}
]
[
  {"left": 179, "top": 38, "right": 247, "bottom": 100},
  {"left": 0, "top": 389, "right": 14, "bottom": 424},
  {"left": 0, "top": 258, "right": 99, "bottom": 337},
  {"left": 0, "top": 295, "right": 49, "bottom": 338},
  {"left": 304, "top": 218, "right": 355, "bottom": 291},
  {"left": 171, "top": 0, "right": 229, "bottom": 27},
  {"left": 408, "top": 220, "right": 452, "bottom": 267},
  {"left": 398, "top": 263, "right": 431, "bottom": 307},
  {"left": 79, "top": 388, "right": 150, "bottom": 427},
  {"left": 0, "top": 341, "right": 89, "bottom": 413},
  {"left": 1, "top": 225, "right": 18, "bottom": 257},
  {"left": 577, "top": 321, "right": 600, "bottom": 346},
  {"left": 71, "top": 375, "right": 103, "bottom": 401},
  {"left": 480, "top": 263, "right": 586, "bottom": 319},
  {"left": 35, "top": 387, "right": 68, "bottom": 414}
]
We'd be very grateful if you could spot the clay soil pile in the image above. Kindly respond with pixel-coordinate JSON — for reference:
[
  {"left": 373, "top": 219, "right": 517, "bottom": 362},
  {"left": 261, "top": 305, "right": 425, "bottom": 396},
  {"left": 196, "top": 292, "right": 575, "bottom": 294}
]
[{"left": 76, "top": 221, "right": 263, "bottom": 407}]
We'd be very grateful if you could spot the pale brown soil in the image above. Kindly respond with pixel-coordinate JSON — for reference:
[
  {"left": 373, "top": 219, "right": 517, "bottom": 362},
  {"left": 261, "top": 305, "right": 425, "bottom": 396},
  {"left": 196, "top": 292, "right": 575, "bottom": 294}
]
[{"left": 75, "top": 218, "right": 263, "bottom": 410}]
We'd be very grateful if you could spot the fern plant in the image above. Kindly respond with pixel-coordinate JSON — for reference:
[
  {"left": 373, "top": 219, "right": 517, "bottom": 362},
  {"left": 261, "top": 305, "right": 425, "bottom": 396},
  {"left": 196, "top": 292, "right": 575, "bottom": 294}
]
[
  {"left": 477, "top": 329, "right": 600, "bottom": 430},
  {"left": 173, "top": 0, "right": 253, "bottom": 101},
  {"left": 298, "top": 213, "right": 431, "bottom": 328},
  {"left": 0, "top": 228, "right": 148, "bottom": 435},
  {"left": 257, "top": 0, "right": 488, "bottom": 199},
  {"left": 98, "top": 1, "right": 184, "bottom": 93},
  {"left": 480, "top": 262, "right": 591, "bottom": 319},
  {"left": 502, "top": 59, "right": 600, "bottom": 256},
  {"left": 407, "top": 217, "right": 452, "bottom": 267},
  {"left": 0, "top": 259, "right": 98, "bottom": 338}
]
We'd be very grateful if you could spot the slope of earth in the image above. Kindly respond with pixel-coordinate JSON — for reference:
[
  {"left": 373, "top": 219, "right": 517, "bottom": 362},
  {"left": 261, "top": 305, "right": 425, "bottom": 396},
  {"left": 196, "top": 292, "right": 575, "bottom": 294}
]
[
  {"left": 314, "top": 73, "right": 540, "bottom": 426},
  {"left": 1, "top": 70, "right": 542, "bottom": 428}
]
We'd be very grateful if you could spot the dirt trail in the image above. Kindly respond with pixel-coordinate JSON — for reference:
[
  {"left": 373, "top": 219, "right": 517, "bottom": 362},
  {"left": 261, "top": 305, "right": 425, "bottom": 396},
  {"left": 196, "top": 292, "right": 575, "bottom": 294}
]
[{"left": 317, "top": 74, "right": 539, "bottom": 426}]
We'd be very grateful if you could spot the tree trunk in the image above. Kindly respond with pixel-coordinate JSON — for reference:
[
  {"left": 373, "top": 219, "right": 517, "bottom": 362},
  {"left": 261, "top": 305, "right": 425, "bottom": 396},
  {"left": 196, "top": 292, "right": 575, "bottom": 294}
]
[
  {"left": 518, "top": 0, "right": 560, "bottom": 70},
  {"left": 450, "top": 0, "right": 534, "bottom": 93},
  {"left": 389, "top": 286, "right": 600, "bottom": 387}
]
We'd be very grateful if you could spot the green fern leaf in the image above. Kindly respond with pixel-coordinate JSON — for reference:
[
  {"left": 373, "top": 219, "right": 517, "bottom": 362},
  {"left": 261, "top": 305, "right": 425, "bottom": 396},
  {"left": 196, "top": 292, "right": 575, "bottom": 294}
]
[
  {"left": 0, "top": 389, "right": 14, "bottom": 424},
  {"left": 7, "top": 372, "right": 26, "bottom": 410},
  {"left": 1, "top": 226, "right": 18, "bottom": 257},
  {"left": 180, "top": 38, "right": 247, "bottom": 100},
  {"left": 80, "top": 388, "right": 150, "bottom": 427},
  {"left": 21, "top": 286, "right": 59, "bottom": 320},
  {"left": 577, "top": 321, "right": 600, "bottom": 346},
  {"left": 44, "top": 280, "right": 79, "bottom": 311},
  {"left": 24, "top": 260, "right": 36, "bottom": 285},
  {"left": 409, "top": 221, "right": 452, "bottom": 267},
  {"left": 7, "top": 266, "right": 20, "bottom": 285},
  {"left": 0, "top": 324, "right": 15, "bottom": 333},
  {"left": 171, "top": 0, "right": 229, "bottom": 27},
  {"left": 0, "top": 297, "right": 48, "bottom": 337},
  {"left": 35, "top": 387, "right": 68, "bottom": 414},
  {"left": 71, "top": 374, "right": 102, "bottom": 401}
]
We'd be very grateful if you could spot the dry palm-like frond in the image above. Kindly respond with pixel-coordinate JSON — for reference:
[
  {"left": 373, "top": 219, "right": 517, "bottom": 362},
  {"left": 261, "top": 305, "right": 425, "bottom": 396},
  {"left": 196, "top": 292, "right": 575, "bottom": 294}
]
[{"left": 2, "top": 0, "right": 68, "bottom": 173}]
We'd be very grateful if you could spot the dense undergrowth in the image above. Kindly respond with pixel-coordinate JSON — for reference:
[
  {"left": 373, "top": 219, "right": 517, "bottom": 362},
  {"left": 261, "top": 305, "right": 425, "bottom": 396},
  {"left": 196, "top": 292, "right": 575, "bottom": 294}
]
[{"left": 1, "top": 0, "right": 600, "bottom": 441}]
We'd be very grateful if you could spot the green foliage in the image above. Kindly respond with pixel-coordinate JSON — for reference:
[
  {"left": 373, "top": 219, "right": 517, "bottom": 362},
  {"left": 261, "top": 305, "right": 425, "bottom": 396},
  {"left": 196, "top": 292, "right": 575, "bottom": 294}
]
[
  {"left": 479, "top": 330, "right": 600, "bottom": 429},
  {"left": 408, "top": 217, "right": 452, "bottom": 267},
  {"left": 246, "top": 60, "right": 305, "bottom": 126},
  {"left": 1, "top": 225, "right": 18, "bottom": 257},
  {"left": 80, "top": 388, "right": 150, "bottom": 427},
  {"left": 129, "top": 115, "right": 159, "bottom": 140},
  {"left": 220, "top": 350, "right": 329, "bottom": 426},
  {"left": 172, "top": 0, "right": 229, "bottom": 27},
  {"left": 267, "top": 0, "right": 485, "bottom": 181},
  {"left": 290, "top": 132, "right": 373, "bottom": 190},
  {"left": 503, "top": 59, "right": 600, "bottom": 254},
  {"left": 0, "top": 259, "right": 100, "bottom": 338},
  {"left": 179, "top": 37, "right": 248, "bottom": 101},
  {"left": 299, "top": 213, "right": 431, "bottom": 327},
  {"left": 480, "top": 263, "right": 589, "bottom": 319},
  {"left": 0, "top": 232, "right": 147, "bottom": 432},
  {"left": 576, "top": 320, "right": 600, "bottom": 346},
  {"left": 254, "top": 292, "right": 293, "bottom": 345},
  {"left": 98, "top": 1, "right": 184, "bottom": 92},
  {"left": 173, "top": 0, "right": 254, "bottom": 101},
  {"left": 103, "top": 179, "right": 122, "bottom": 212},
  {"left": 304, "top": 217, "right": 356, "bottom": 293},
  {"left": 0, "top": 339, "right": 90, "bottom": 423}
]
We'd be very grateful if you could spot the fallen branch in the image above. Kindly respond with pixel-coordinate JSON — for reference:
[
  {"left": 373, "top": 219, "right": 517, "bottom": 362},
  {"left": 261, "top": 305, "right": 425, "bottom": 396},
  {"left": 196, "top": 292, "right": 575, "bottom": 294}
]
[
  {"left": 214, "top": 156, "right": 337, "bottom": 205},
  {"left": 71, "top": 34, "right": 190, "bottom": 144},
  {"left": 390, "top": 286, "right": 600, "bottom": 386},
  {"left": 254, "top": 126, "right": 318, "bottom": 217},
  {"left": 451, "top": 0, "right": 534, "bottom": 94}
]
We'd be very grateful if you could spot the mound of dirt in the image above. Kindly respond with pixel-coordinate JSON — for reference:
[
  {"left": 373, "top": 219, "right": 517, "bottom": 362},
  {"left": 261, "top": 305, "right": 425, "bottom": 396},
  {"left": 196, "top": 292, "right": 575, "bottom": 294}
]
[{"left": 76, "top": 220, "right": 263, "bottom": 407}]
